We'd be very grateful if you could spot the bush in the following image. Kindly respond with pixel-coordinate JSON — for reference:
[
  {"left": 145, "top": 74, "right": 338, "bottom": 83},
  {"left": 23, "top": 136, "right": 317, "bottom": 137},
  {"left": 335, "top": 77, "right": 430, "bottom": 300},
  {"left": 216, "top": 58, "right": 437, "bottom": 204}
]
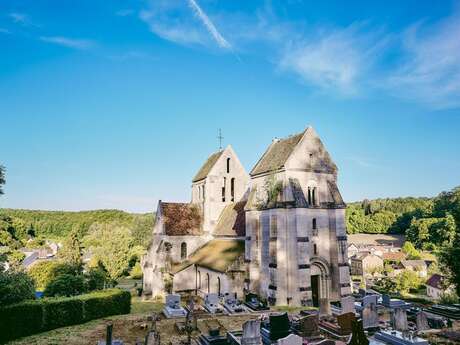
[
  {"left": 0, "top": 289, "right": 131, "bottom": 343},
  {"left": 129, "top": 262, "right": 143, "bottom": 279},
  {"left": 44, "top": 274, "right": 87, "bottom": 297},
  {"left": 0, "top": 270, "right": 35, "bottom": 306},
  {"left": 80, "top": 289, "right": 131, "bottom": 321},
  {"left": 42, "top": 298, "right": 84, "bottom": 330},
  {"left": 0, "top": 300, "right": 43, "bottom": 341},
  {"left": 28, "top": 260, "right": 78, "bottom": 290},
  {"left": 85, "top": 267, "right": 107, "bottom": 291}
]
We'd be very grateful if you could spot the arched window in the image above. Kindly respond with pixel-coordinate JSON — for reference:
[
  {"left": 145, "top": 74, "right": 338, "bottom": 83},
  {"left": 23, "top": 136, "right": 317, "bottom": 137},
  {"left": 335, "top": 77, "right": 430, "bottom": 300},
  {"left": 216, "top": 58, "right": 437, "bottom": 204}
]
[
  {"left": 206, "top": 273, "right": 210, "bottom": 293},
  {"left": 230, "top": 178, "right": 235, "bottom": 202},
  {"left": 227, "top": 158, "right": 230, "bottom": 173},
  {"left": 217, "top": 277, "right": 221, "bottom": 296},
  {"left": 222, "top": 177, "right": 226, "bottom": 202},
  {"left": 181, "top": 242, "right": 187, "bottom": 260},
  {"left": 308, "top": 187, "right": 312, "bottom": 205},
  {"left": 313, "top": 243, "right": 318, "bottom": 255},
  {"left": 312, "top": 187, "right": 317, "bottom": 205}
]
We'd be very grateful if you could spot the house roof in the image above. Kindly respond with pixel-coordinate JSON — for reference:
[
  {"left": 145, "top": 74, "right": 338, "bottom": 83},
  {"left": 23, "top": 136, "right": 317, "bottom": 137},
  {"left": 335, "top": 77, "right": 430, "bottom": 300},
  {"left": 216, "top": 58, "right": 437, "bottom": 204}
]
[
  {"left": 348, "top": 234, "right": 405, "bottom": 247},
  {"left": 172, "top": 239, "right": 245, "bottom": 274},
  {"left": 161, "top": 202, "right": 203, "bottom": 236},
  {"left": 400, "top": 260, "right": 427, "bottom": 270},
  {"left": 250, "top": 131, "right": 305, "bottom": 176},
  {"left": 192, "top": 150, "right": 223, "bottom": 182},
  {"left": 382, "top": 251, "right": 406, "bottom": 261},
  {"left": 213, "top": 201, "right": 246, "bottom": 237},
  {"left": 426, "top": 274, "right": 444, "bottom": 289}
]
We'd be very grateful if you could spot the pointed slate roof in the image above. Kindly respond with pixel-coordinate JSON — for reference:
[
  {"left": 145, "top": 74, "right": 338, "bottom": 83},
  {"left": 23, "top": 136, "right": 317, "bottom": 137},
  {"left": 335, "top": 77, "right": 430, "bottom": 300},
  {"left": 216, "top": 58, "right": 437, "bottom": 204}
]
[
  {"left": 250, "top": 130, "right": 305, "bottom": 176},
  {"left": 192, "top": 150, "right": 223, "bottom": 182}
]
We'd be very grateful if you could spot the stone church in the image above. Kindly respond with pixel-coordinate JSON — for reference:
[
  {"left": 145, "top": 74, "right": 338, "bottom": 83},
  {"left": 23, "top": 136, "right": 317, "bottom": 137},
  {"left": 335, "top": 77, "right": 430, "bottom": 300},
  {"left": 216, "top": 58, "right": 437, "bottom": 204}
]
[{"left": 141, "top": 126, "right": 351, "bottom": 306}]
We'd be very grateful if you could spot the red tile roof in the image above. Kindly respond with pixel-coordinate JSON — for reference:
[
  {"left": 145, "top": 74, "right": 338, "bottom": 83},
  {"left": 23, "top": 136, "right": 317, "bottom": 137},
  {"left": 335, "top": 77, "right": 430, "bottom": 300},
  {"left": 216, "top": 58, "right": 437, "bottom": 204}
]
[{"left": 161, "top": 202, "right": 203, "bottom": 236}]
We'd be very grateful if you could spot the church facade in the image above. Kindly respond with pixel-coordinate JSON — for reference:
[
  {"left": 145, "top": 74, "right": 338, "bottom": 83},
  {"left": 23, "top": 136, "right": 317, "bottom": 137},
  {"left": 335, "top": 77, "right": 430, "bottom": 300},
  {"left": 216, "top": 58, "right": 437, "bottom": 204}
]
[{"left": 141, "top": 126, "right": 351, "bottom": 306}]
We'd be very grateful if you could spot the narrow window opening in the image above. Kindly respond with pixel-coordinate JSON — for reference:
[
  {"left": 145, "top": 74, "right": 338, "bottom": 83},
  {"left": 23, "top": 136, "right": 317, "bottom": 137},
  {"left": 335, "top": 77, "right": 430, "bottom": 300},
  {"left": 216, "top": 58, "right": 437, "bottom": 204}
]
[
  {"left": 312, "top": 187, "right": 317, "bottom": 205},
  {"left": 313, "top": 243, "right": 318, "bottom": 255},
  {"left": 231, "top": 178, "right": 235, "bottom": 202},
  {"left": 312, "top": 218, "right": 317, "bottom": 230},
  {"left": 181, "top": 242, "right": 187, "bottom": 260},
  {"left": 222, "top": 177, "right": 226, "bottom": 202},
  {"left": 206, "top": 273, "right": 210, "bottom": 293},
  {"left": 226, "top": 158, "right": 230, "bottom": 173},
  {"left": 308, "top": 187, "right": 312, "bottom": 205}
]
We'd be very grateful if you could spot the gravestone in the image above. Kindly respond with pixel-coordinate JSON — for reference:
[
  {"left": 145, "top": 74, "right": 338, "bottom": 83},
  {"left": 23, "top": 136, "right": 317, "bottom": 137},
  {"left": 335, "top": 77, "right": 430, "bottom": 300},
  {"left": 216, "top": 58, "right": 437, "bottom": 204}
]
[
  {"left": 341, "top": 296, "right": 355, "bottom": 314},
  {"left": 362, "top": 295, "right": 378, "bottom": 308},
  {"left": 241, "top": 320, "right": 262, "bottom": 345},
  {"left": 416, "top": 311, "right": 429, "bottom": 331},
  {"left": 205, "top": 293, "right": 223, "bottom": 314},
  {"left": 319, "top": 298, "right": 331, "bottom": 316},
  {"left": 362, "top": 295, "right": 378, "bottom": 329},
  {"left": 392, "top": 308, "right": 408, "bottom": 331},
  {"left": 297, "top": 313, "right": 319, "bottom": 337},
  {"left": 276, "top": 334, "right": 302, "bottom": 345},
  {"left": 269, "top": 312, "right": 291, "bottom": 341},
  {"left": 382, "top": 294, "right": 390, "bottom": 307},
  {"left": 337, "top": 312, "right": 356, "bottom": 334},
  {"left": 163, "top": 294, "right": 187, "bottom": 318}
]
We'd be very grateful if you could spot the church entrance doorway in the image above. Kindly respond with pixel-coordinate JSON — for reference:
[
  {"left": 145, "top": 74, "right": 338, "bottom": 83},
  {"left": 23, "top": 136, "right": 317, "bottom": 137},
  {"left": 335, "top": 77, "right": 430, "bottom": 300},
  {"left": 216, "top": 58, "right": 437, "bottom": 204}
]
[{"left": 311, "top": 274, "right": 320, "bottom": 307}]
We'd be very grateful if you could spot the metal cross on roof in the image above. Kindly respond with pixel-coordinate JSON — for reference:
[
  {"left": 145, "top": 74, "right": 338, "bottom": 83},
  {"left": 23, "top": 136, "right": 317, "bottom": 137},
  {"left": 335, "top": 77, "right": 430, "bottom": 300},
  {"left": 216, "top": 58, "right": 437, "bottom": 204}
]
[{"left": 217, "top": 128, "right": 224, "bottom": 150}]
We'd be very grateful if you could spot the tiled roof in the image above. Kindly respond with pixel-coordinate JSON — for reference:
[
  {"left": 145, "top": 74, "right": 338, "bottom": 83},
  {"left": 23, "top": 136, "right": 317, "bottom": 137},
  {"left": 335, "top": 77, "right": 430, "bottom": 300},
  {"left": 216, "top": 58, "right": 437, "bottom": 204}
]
[
  {"left": 401, "top": 260, "right": 427, "bottom": 270},
  {"left": 250, "top": 131, "right": 305, "bottom": 176},
  {"left": 382, "top": 251, "right": 406, "bottom": 261},
  {"left": 172, "top": 239, "right": 245, "bottom": 273},
  {"left": 161, "top": 202, "right": 202, "bottom": 236},
  {"left": 213, "top": 201, "right": 246, "bottom": 237},
  {"left": 192, "top": 150, "right": 223, "bottom": 182},
  {"left": 426, "top": 274, "right": 443, "bottom": 289}
]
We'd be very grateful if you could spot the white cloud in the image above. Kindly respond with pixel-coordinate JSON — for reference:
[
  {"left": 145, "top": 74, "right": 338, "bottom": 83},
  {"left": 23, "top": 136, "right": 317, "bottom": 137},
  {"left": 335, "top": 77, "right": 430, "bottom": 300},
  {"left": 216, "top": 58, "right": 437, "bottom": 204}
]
[
  {"left": 40, "top": 36, "right": 95, "bottom": 50},
  {"left": 140, "top": 0, "right": 230, "bottom": 50},
  {"left": 187, "top": 0, "right": 231, "bottom": 49},
  {"left": 8, "top": 12, "right": 38, "bottom": 27},
  {"left": 279, "top": 23, "right": 388, "bottom": 95},
  {"left": 386, "top": 13, "right": 460, "bottom": 109}
]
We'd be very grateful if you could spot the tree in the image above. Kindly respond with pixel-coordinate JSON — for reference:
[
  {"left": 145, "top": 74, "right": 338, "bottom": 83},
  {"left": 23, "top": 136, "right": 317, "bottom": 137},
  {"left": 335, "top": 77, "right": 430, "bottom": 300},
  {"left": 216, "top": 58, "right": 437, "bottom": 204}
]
[
  {"left": 0, "top": 269, "right": 35, "bottom": 305},
  {"left": 59, "top": 227, "right": 83, "bottom": 271},
  {"left": 401, "top": 242, "right": 421, "bottom": 259},
  {"left": 85, "top": 266, "right": 108, "bottom": 291},
  {"left": 395, "top": 270, "right": 421, "bottom": 294},
  {"left": 28, "top": 260, "right": 77, "bottom": 290},
  {"left": 85, "top": 223, "right": 133, "bottom": 281},
  {"left": 43, "top": 274, "right": 87, "bottom": 297},
  {"left": 0, "top": 165, "right": 5, "bottom": 195},
  {"left": 439, "top": 240, "right": 460, "bottom": 296}
]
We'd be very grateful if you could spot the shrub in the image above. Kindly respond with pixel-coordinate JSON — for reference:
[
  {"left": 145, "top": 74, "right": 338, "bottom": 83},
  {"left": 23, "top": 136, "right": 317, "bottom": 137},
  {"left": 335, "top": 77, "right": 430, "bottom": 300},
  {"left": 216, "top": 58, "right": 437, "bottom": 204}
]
[
  {"left": 0, "top": 300, "right": 43, "bottom": 341},
  {"left": 0, "top": 288, "right": 131, "bottom": 343},
  {"left": 129, "top": 262, "right": 143, "bottom": 279},
  {"left": 85, "top": 267, "right": 108, "bottom": 291},
  {"left": 28, "top": 260, "right": 78, "bottom": 290},
  {"left": 42, "top": 298, "right": 84, "bottom": 330},
  {"left": 0, "top": 270, "right": 35, "bottom": 306},
  {"left": 80, "top": 289, "right": 131, "bottom": 321},
  {"left": 44, "top": 274, "right": 87, "bottom": 297}
]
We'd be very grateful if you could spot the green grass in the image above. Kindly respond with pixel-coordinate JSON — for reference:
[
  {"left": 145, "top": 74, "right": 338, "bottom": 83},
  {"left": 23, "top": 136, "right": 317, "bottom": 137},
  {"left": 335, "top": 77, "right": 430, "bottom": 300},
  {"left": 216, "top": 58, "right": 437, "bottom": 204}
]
[
  {"left": 131, "top": 296, "right": 163, "bottom": 315},
  {"left": 271, "top": 305, "right": 315, "bottom": 313}
]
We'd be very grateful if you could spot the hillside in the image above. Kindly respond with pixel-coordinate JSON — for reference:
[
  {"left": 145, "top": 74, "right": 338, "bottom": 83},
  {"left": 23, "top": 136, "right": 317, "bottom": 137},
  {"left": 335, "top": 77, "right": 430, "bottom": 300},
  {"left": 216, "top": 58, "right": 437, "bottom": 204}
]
[{"left": 0, "top": 208, "right": 154, "bottom": 247}]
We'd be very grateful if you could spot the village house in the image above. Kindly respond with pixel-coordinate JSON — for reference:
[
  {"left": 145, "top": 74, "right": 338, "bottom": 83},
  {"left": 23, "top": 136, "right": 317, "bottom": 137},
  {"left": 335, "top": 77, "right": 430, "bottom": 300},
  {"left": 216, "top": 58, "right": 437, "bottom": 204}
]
[
  {"left": 350, "top": 252, "right": 384, "bottom": 276},
  {"left": 426, "top": 274, "right": 455, "bottom": 300},
  {"left": 394, "top": 260, "right": 427, "bottom": 278},
  {"left": 142, "top": 126, "right": 351, "bottom": 307}
]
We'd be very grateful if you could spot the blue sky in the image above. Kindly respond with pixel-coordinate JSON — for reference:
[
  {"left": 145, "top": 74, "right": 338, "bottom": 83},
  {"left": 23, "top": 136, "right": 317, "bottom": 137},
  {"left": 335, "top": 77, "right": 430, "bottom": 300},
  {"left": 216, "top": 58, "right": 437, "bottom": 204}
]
[{"left": 0, "top": 0, "right": 459, "bottom": 212}]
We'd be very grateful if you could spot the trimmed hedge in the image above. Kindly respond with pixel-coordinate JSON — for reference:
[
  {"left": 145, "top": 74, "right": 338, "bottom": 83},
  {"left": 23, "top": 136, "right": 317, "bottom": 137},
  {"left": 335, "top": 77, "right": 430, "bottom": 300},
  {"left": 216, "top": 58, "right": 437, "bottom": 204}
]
[{"left": 0, "top": 288, "right": 131, "bottom": 343}]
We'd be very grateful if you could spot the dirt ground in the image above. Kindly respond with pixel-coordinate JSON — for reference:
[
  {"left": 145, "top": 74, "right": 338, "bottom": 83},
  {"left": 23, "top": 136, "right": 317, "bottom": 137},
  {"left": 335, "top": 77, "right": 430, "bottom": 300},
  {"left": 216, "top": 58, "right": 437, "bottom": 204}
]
[{"left": 7, "top": 310, "right": 262, "bottom": 345}]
